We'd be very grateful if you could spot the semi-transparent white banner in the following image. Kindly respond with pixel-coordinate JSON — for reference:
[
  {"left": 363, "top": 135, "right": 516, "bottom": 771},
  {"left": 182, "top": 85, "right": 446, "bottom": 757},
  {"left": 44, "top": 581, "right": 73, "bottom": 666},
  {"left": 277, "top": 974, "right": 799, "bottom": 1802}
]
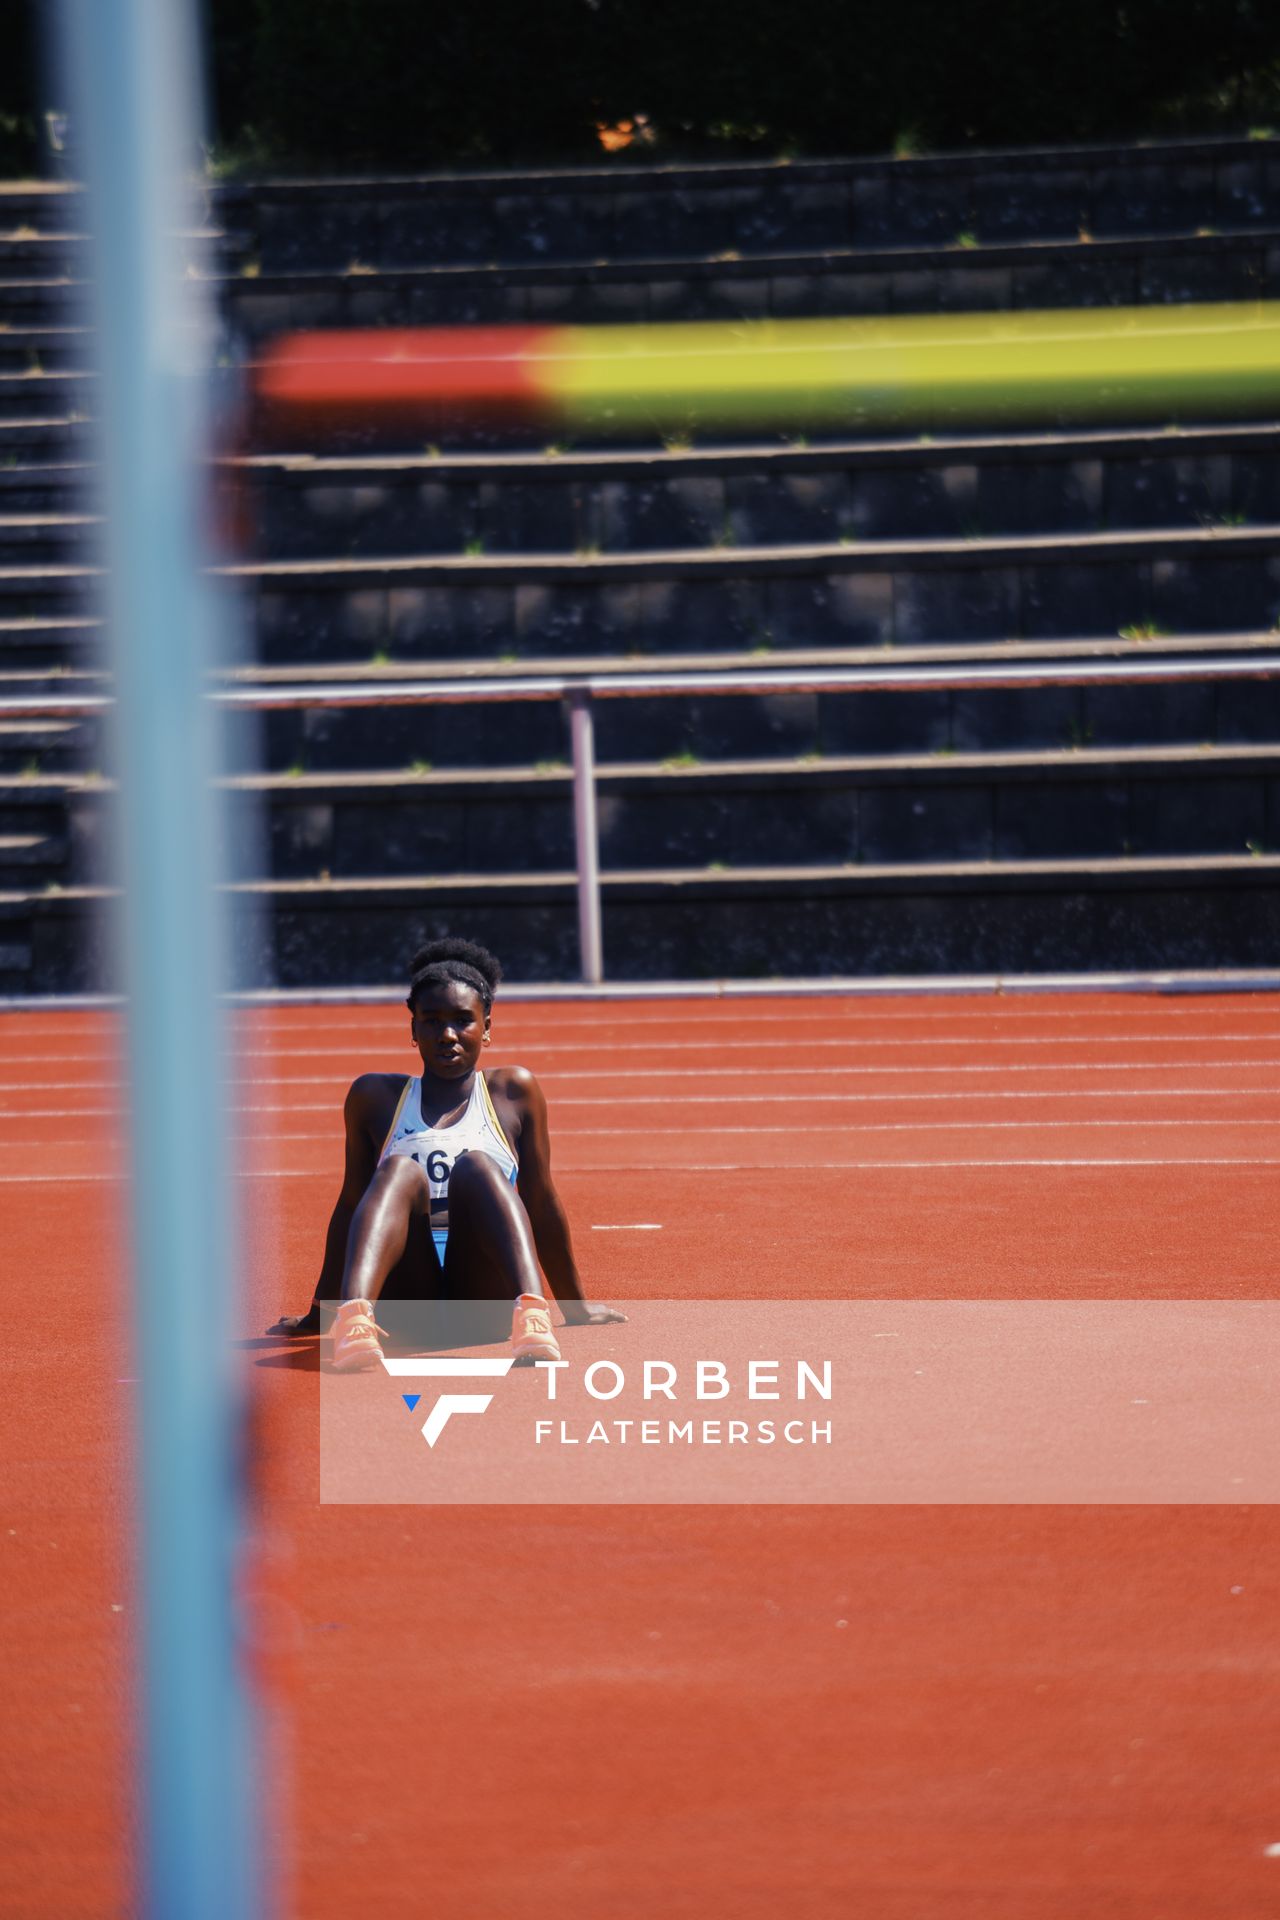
[{"left": 319, "top": 1301, "right": 1280, "bottom": 1505}]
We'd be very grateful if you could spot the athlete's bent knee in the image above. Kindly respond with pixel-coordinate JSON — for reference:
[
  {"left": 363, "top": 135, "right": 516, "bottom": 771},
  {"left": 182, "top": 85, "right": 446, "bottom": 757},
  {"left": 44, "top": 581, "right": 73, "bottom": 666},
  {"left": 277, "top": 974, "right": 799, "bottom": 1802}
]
[
  {"left": 369, "top": 1154, "right": 432, "bottom": 1203},
  {"left": 448, "top": 1150, "right": 511, "bottom": 1198}
]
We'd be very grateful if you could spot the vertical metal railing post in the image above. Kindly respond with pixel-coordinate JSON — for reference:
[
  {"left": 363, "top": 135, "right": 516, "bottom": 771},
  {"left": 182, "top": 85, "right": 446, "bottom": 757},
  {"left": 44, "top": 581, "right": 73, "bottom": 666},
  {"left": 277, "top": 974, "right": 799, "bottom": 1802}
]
[{"left": 569, "top": 690, "right": 604, "bottom": 984}]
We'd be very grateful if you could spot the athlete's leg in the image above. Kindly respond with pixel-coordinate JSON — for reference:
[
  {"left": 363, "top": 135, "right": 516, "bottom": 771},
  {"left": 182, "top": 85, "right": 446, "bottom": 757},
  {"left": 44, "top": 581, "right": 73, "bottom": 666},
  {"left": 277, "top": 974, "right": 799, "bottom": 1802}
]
[
  {"left": 438, "top": 1149, "right": 544, "bottom": 1300},
  {"left": 341, "top": 1154, "right": 433, "bottom": 1302},
  {"left": 441, "top": 1151, "right": 560, "bottom": 1363},
  {"left": 330, "top": 1156, "right": 440, "bottom": 1370}
]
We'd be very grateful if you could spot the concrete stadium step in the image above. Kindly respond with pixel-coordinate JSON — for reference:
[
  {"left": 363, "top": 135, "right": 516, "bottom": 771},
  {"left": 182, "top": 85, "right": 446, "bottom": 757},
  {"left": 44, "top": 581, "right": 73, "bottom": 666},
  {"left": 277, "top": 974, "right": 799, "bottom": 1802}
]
[
  {"left": 232, "top": 629, "right": 1280, "bottom": 683},
  {"left": 248, "top": 636, "right": 1280, "bottom": 772},
  {"left": 19, "top": 545, "right": 1254, "bottom": 737},
  {"left": 234, "top": 847, "right": 1280, "bottom": 988},
  {"left": 0, "top": 227, "right": 237, "bottom": 272},
  {"left": 0, "top": 665, "right": 105, "bottom": 699},
  {"left": 0, "top": 329, "right": 92, "bottom": 376},
  {"left": 0, "top": 468, "right": 94, "bottom": 518},
  {"left": 0, "top": 252, "right": 237, "bottom": 333},
  {"left": 0, "top": 778, "right": 98, "bottom": 888},
  {"left": 0, "top": 514, "right": 97, "bottom": 564},
  {"left": 0, "top": 418, "right": 89, "bottom": 464},
  {"left": 216, "top": 136, "right": 1279, "bottom": 272},
  {"left": 0, "top": 890, "right": 104, "bottom": 994},
  {"left": 246, "top": 744, "right": 1280, "bottom": 876},
  {"left": 0, "top": 370, "right": 94, "bottom": 422},
  {"left": 0, "top": 232, "right": 93, "bottom": 273},
  {"left": 0, "top": 561, "right": 98, "bottom": 619},
  {"left": 0, "top": 828, "right": 68, "bottom": 869},
  {"left": 7, "top": 522, "right": 1274, "bottom": 656},
  {"left": 10, "top": 742, "right": 1278, "bottom": 884},
  {"left": 2, "top": 631, "right": 1271, "bottom": 766},
  {"left": 0, "top": 281, "right": 90, "bottom": 329},
  {"left": 0, "top": 184, "right": 80, "bottom": 234},
  {"left": 0, "top": 617, "right": 103, "bottom": 671},
  {"left": 206, "top": 525, "right": 1280, "bottom": 666},
  {"left": 2, "top": 136, "right": 1276, "bottom": 996},
  {"left": 243, "top": 422, "right": 1280, "bottom": 559},
  {"left": 7, "top": 850, "right": 1280, "bottom": 990},
  {"left": 0, "top": 830, "right": 74, "bottom": 906},
  {"left": 3, "top": 623, "right": 1276, "bottom": 751},
  {"left": 252, "top": 854, "right": 1280, "bottom": 984},
  {"left": 2, "top": 621, "right": 1260, "bottom": 769},
  {"left": 225, "top": 226, "right": 1279, "bottom": 341},
  {"left": 0, "top": 717, "right": 93, "bottom": 774}
]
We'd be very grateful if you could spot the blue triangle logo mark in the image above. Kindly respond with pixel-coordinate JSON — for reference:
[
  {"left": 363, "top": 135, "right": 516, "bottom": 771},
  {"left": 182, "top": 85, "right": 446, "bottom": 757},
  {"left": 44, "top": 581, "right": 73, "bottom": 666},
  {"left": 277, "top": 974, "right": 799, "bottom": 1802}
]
[{"left": 402, "top": 1394, "right": 421, "bottom": 1412}]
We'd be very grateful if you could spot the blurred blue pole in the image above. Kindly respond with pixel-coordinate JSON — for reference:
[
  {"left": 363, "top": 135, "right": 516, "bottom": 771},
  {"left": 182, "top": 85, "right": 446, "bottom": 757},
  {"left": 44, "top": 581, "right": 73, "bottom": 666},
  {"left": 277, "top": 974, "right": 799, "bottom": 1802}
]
[{"left": 56, "top": 1, "right": 266, "bottom": 1915}]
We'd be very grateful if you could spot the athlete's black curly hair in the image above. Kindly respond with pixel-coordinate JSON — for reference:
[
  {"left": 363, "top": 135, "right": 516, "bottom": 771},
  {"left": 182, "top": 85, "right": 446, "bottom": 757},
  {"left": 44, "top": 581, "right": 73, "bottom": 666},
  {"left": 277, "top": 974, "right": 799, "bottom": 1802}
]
[{"left": 406, "top": 936, "right": 503, "bottom": 1015}]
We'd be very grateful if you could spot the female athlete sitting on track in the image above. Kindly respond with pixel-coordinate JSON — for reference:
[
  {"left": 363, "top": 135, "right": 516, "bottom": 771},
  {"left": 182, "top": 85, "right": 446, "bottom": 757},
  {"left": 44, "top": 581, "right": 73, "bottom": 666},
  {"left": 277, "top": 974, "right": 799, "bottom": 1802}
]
[{"left": 270, "top": 936, "right": 625, "bottom": 1369}]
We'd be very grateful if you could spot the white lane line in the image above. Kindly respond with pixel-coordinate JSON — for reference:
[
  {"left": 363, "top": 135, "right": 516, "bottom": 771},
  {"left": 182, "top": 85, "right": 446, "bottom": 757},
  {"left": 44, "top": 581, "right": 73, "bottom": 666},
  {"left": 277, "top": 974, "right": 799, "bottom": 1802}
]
[
  {"left": 12, "top": 1004, "right": 1280, "bottom": 1037},
  {"left": 591, "top": 1223, "right": 664, "bottom": 1231},
  {"left": 580, "top": 1156, "right": 1280, "bottom": 1170},
  {"left": 0, "top": 1082, "right": 124, "bottom": 1093},
  {"left": 7, "top": 1156, "right": 1280, "bottom": 1182},
  {"left": 0, "top": 1106, "right": 126, "bottom": 1117},
  {"left": 539, "top": 1059, "right": 1280, "bottom": 1080},
  {"left": 12, "top": 1056, "right": 1280, "bottom": 1090},
  {"left": 250, "top": 1032, "right": 1280, "bottom": 1053},
  {"left": 33, "top": 1118, "right": 1280, "bottom": 1147},
  {"left": 13, "top": 1069, "right": 1280, "bottom": 1106},
  {"left": 0, "top": 1055, "right": 116, "bottom": 1066},
  {"left": 565, "top": 1118, "right": 1280, "bottom": 1136},
  {"left": 0, "top": 1171, "right": 124, "bottom": 1182},
  {"left": 479, "top": 1085, "right": 1280, "bottom": 1108},
  {"left": 7, "top": 1033, "right": 1280, "bottom": 1065},
  {"left": 404, "top": 1031, "right": 1280, "bottom": 1051},
  {"left": 10, "top": 1082, "right": 1280, "bottom": 1111},
  {"left": 249, "top": 1058, "right": 1280, "bottom": 1080},
  {"left": 8, "top": 1117, "right": 1280, "bottom": 1148},
  {"left": 575, "top": 1157, "right": 1280, "bottom": 1170},
  {"left": 540, "top": 1084, "right": 1280, "bottom": 1104}
]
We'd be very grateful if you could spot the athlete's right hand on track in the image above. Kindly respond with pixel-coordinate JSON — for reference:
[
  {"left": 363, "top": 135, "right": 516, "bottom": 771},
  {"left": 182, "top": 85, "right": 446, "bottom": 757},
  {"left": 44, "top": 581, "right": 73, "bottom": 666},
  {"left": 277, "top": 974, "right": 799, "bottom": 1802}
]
[{"left": 560, "top": 1301, "right": 628, "bottom": 1326}]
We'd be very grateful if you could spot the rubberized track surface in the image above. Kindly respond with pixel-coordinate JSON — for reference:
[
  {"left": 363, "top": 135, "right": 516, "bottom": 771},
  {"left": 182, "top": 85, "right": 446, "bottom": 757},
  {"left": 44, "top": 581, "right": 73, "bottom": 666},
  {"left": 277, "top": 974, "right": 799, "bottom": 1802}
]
[{"left": 5, "top": 992, "right": 1280, "bottom": 1917}]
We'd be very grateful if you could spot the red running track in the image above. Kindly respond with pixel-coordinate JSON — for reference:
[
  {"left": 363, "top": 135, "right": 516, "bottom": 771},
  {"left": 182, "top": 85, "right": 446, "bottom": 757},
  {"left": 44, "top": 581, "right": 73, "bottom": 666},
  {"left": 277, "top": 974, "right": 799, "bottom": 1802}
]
[{"left": 4, "top": 991, "right": 1280, "bottom": 1917}]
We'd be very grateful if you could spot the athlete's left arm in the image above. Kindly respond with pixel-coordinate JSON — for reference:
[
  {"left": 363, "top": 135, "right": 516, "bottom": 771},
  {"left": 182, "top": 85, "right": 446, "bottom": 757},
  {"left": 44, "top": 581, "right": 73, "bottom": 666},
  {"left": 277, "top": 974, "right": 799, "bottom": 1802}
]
[{"left": 506, "top": 1066, "right": 626, "bottom": 1327}]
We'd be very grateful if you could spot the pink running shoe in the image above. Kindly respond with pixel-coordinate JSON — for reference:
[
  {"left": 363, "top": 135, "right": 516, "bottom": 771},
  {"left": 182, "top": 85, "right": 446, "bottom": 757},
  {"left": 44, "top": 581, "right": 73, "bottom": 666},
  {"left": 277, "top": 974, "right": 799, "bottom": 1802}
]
[
  {"left": 330, "top": 1298, "right": 388, "bottom": 1372},
  {"left": 510, "top": 1292, "right": 562, "bottom": 1365}
]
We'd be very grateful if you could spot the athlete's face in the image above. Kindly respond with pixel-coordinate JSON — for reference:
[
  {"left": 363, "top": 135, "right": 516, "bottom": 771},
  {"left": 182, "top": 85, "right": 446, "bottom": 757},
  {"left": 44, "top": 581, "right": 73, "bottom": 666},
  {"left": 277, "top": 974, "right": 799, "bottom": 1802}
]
[{"left": 410, "top": 980, "right": 490, "bottom": 1080}]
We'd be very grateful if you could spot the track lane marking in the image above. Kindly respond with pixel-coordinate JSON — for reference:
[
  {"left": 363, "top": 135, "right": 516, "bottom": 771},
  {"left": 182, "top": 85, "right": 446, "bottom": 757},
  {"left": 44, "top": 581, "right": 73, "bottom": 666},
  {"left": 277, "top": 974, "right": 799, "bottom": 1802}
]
[
  {"left": 8, "top": 1155, "right": 1280, "bottom": 1181},
  {"left": 10, "top": 1002, "right": 1280, "bottom": 1038},
  {"left": 17, "top": 1067, "right": 1280, "bottom": 1098},
  {"left": 12, "top": 1084, "right": 1280, "bottom": 1115},
  {"left": 10, "top": 1031, "right": 1280, "bottom": 1066},
  {"left": 7, "top": 1116, "right": 1279, "bottom": 1145}
]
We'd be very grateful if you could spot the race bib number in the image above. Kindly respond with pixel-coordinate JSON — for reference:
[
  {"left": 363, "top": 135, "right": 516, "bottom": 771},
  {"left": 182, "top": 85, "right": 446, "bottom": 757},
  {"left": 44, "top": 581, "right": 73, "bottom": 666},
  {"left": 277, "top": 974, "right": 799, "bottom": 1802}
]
[{"left": 411, "top": 1145, "right": 454, "bottom": 1195}]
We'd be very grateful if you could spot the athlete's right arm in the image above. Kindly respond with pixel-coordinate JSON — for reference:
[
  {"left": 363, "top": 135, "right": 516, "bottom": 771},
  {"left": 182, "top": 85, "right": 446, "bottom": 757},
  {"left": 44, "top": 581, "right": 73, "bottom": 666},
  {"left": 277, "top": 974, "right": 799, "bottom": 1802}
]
[{"left": 267, "top": 1073, "right": 400, "bottom": 1335}]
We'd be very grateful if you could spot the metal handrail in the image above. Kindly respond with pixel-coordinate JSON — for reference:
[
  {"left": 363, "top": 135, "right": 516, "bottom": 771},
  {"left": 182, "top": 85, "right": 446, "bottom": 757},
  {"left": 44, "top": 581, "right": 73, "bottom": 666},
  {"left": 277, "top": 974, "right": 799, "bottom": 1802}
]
[
  {"left": 5, "top": 654, "right": 1280, "bottom": 718},
  {"left": 7, "top": 652, "right": 1280, "bottom": 984}
]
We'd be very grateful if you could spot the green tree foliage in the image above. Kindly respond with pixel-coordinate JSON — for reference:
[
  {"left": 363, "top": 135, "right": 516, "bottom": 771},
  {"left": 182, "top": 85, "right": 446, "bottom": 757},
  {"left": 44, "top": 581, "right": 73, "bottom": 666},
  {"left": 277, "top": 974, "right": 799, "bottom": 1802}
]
[
  {"left": 602, "top": 0, "right": 1280, "bottom": 153},
  {"left": 0, "top": 0, "right": 40, "bottom": 171},
  {"left": 4, "top": 0, "right": 1280, "bottom": 174},
  {"left": 244, "top": 0, "right": 606, "bottom": 165}
]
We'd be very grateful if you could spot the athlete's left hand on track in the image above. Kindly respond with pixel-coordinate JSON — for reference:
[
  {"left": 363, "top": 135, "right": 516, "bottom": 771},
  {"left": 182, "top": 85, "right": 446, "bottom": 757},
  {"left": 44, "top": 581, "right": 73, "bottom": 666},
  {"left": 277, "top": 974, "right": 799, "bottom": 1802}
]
[
  {"left": 267, "top": 1305, "right": 322, "bottom": 1336},
  {"left": 560, "top": 1301, "right": 628, "bottom": 1326}
]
